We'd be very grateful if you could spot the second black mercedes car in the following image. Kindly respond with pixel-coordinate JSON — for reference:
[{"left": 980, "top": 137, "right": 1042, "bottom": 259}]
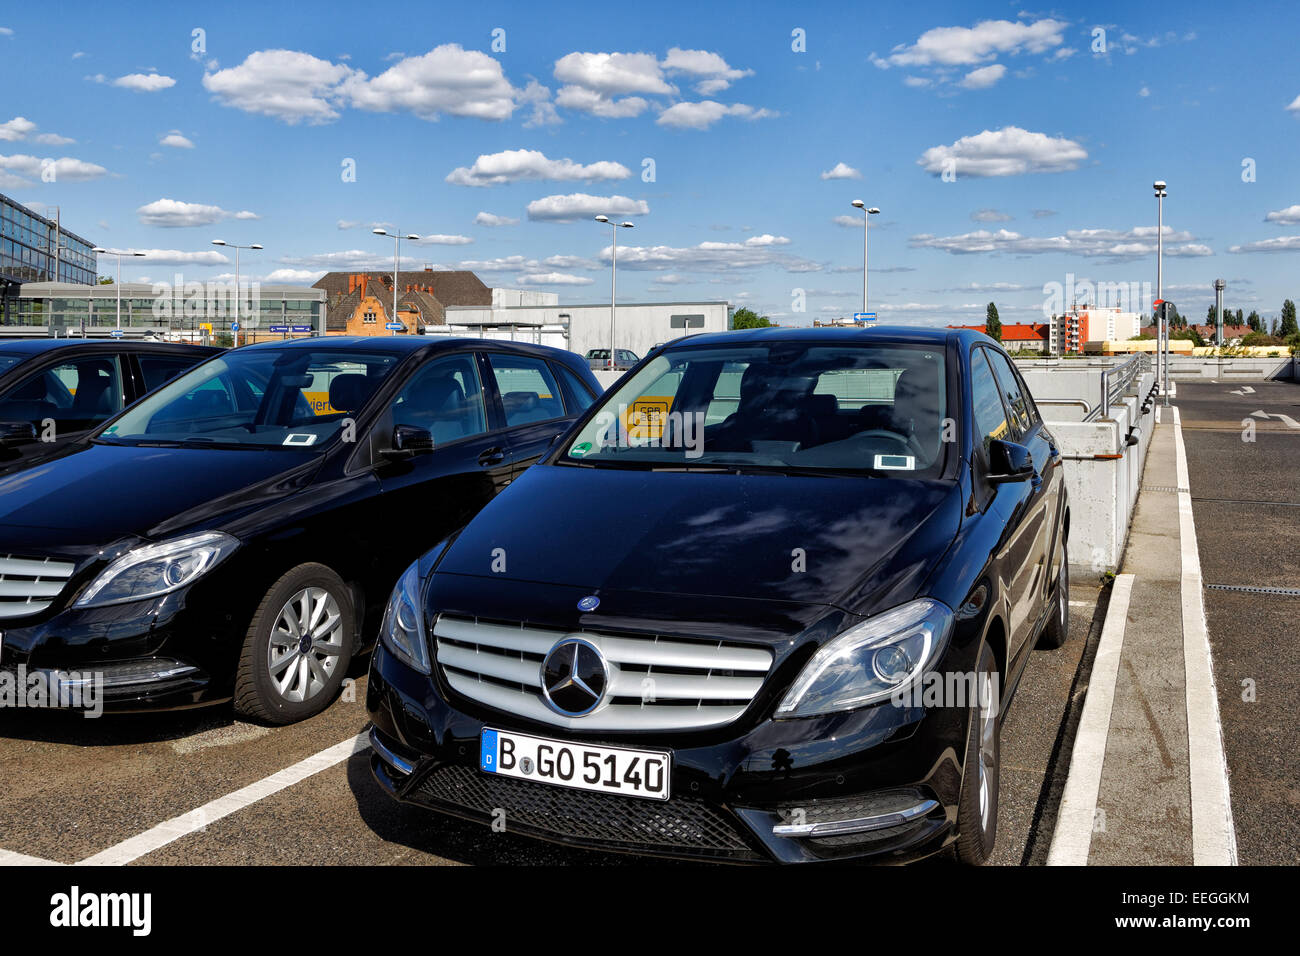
[
  {"left": 0, "top": 336, "right": 599, "bottom": 723},
  {"left": 367, "top": 326, "right": 1069, "bottom": 864}
]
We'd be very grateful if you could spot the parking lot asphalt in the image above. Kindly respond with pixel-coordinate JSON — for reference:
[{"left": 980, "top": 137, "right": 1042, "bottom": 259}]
[
  {"left": 1176, "top": 379, "right": 1300, "bottom": 865},
  {"left": 0, "top": 576, "right": 1103, "bottom": 866}
]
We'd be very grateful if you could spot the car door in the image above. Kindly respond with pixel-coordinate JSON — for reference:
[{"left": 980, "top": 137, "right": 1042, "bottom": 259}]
[
  {"left": 480, "top": 351, "right": 575, "bottom": 479},
  {"left": 366, "top": 350, "right": 514, "bottom": 584},
  {"left": 982, "top": 347, "right": 1053, "bottom": 662}
]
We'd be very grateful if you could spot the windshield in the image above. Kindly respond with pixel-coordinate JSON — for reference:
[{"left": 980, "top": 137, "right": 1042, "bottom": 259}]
[
  {"left": 101, "top": 347, "right": 401, "bottom": 448},
  {"left": 562, "top": 341, "right": 950, "bottom": 476}
]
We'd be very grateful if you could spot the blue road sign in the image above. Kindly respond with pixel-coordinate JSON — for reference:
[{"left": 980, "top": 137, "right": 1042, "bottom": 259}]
[
  {"left": 854, "top": 312, "right": 877, "bottom": 322},
  {"left": 108, "top": 329, "right": 124, "bottom": 338},
  {"left": 385, "top": 322, "right": 404, "bottom": 331},
  {"left": 291, "top": 325, "right": 312, "bottom": 333},
  {"left": 269, "top": 325, "right": 290, "bottom": 333},
  {"left": 231, "top": 322, "right": 240, "bottom": 332}
]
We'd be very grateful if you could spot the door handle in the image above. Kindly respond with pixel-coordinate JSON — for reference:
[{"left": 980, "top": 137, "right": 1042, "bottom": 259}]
[{"left": 477, "top": 448, "right": 506, "bottom": 466}]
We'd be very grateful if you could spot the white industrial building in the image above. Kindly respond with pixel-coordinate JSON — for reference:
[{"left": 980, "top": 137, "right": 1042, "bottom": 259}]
[{"left": 438, "top": 300, "right": 730, "bottom": 358}]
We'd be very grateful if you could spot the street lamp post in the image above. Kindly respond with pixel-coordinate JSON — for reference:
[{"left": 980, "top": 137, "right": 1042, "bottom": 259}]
[
  {"left": 595, "top": 215, "right": 634, "bottom": 369},
  {"left": 850, "top": 200, "right": 881, "bottom": 316},
  {"left": 1153, "top": 181, "right": 1168, "bottom": 405},
  {"left": 211, "top": 240, "right": 262, "bottom": 346},
  {"left": 372, "top": 228, "right": 421, "bottom": 336},
  {"left": 92, "top": 248, "right": 146, "bottom": 332}
]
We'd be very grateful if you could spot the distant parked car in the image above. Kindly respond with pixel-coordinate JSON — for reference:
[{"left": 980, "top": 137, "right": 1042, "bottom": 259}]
[
  {"left": 0, "top": 339, "right": 220, "bottom": 473},
  {"left": 585, "top": 348, "right": 640, "bottom": 371},
  {"left": 0, "top": 336, "right": 599, "bottom": 723}
]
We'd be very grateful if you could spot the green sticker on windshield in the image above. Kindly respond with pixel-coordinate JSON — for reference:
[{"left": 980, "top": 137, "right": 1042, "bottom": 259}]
[{"left": 571, "top": 441, "right": 593, "bottom": 457}]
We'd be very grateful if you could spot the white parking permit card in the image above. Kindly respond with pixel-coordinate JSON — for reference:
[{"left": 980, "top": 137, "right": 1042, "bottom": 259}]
[
  {"left": 283, "top": 433, "right": 317, "bottom": 446},
  {"left": 874, "top": 454, "right": 915, "bottom": 470}
]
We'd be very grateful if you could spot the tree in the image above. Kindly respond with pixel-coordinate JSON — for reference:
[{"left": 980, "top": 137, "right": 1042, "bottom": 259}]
[
  {"left": 1172, "top": 327, "right": 1203, "bottom": 347},
  {"left": 730, "top": 307, "right": 771, "bottom": 330},
  {"left": 1235, "top": 308, "right": 1244, "bottom": 327},
  {"left": 1279, "top": 299, "right": 1298, "bottom": 339},
  {"left": 985, "top": 302, "right": 1002, "bottom": 341},
  {"left": 1246, "top": 310, "right": 1262, "bottom": 332},
  {"left": 97, "top": 276, "right": 114, "bottom": 285}
]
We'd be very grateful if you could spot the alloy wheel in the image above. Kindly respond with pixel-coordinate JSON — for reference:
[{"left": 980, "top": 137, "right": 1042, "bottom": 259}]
[{"left": 266, "top": 587, "right": 344, "bottom": 703}]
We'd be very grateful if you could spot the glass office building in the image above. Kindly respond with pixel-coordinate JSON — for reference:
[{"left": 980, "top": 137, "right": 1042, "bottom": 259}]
[{"left": 0, "top": 193, "right": 98, "bottom": 326}]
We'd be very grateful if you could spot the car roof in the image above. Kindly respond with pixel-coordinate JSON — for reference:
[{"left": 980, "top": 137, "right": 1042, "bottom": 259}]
[
  {"left": 238, "top": 335, "right": 582, "bottom": 361},
  {"left": 0, "top": 338, "right": 221, "bottom": 356},
  {"left": 662, "top": 325, "right": 965, "bottom": 349}
]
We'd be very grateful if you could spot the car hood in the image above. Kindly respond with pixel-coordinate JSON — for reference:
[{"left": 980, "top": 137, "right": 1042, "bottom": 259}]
[
  {"left": 0, "top": 441, "right": 320, "bottom": 554},
  {"left": 434, "top": 463, "right": 963, "bottom": 615}
]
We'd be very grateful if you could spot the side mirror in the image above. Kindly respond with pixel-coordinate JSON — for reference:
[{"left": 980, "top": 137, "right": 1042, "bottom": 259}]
[
  {"left": 0, "top": 421, "right": 37, "bottom": 447},
  {"left": 986, "top": 439, "right": 1035, "bottom": 483},
  {"left": 380, "top": 424, "right": 434, "bottom": 459}
]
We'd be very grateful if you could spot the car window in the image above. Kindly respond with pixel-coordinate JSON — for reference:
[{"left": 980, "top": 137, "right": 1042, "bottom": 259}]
[
  {"left": 970, "top": 349, "right": 1010, "bottom": 458},
  {"left": 562, "top": 342, "right": 949, "bottom": 476},
  {"left": 554, "top": 363, "right": 597, "bottom": 414},
  {"left": 387, "top": 353, "right": 487, "bottom": 445},
  {"left": 984, "top": 350, "right": 1032, "bottom": 435},
  {"left": 0, "top": 355, "right": 124, "bottom": 429},
  {"left": 138, "top": 355, "right": 203, "bottom": 392},
  {"left": 486, "top": 353, "right": 565, "bottom": 427}
]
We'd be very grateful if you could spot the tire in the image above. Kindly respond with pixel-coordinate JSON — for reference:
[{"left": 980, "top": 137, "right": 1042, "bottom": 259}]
[
  {"left": 1038, "top": 536, "right": 1070, "bottom": 649},
  {"left": 234, "top": 563, "right": 355, "bottom": 725},
  {"left": 954, "top": 642, "right": 1000, "bottom": 865}
]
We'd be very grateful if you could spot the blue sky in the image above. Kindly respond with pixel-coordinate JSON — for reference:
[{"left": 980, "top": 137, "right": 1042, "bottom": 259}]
[{"left": 3, "top": 0, "right": 1299, "bottom": 327}]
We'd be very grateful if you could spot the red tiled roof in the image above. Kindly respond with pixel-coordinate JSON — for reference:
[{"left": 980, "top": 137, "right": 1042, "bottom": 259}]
[{"left": 948, "top": 322, "right": 1049, "bottom": 341}]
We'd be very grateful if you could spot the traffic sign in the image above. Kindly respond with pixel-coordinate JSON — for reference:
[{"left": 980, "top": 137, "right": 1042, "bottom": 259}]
[
  {"left": 269, "top": 325, "right": 290, "bottom": 333},
  {"left": 291, "top": 325, "right": 312, "bottom": 333},
  {"left": 231, "top": 322, "right": 240, "bottom": 332},
  {"left": 855, "top": 312, "right": 877, "bottom": 322},
  {"left": 385, "top": 322, "right": 404, "bottom": 331},
  {"left": 108, "top": 329, "right": 124, "bottom": 338}
]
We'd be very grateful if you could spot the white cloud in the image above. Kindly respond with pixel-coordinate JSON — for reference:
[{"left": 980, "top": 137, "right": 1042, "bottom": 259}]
[
  {"left": 159, "top": 131, "right": 194, "bottom": 148},
  {"left": 519, "top": 79, "right": 561, "bottom": 127},
  {"left": 917, "top": 126, "right": 1087, "bottom": 177},
  {"left": 553, "top": 51, "right": 673, "bottom": 96},
  {"left": 516, "top": 272, "right": 594, "bottom": 286},
  {"left": 0, "top": 116, "right": 36, "bottom": 141},
  {"left": 526, "top": 193, "right": 649, "bottom": 222},
  {"left": 661, "top": 47, "right": 752, "bottom": 94},
  {"left": 656, "top": 100, "right": 775, "bottom": 129},
  {"left": 1265, "top": 205, "right": 1300, "bottom": 225},
  {"left": 137, "top": 198, "right": 259, "bottom": 227},
  {"left": 554, "top": 85, "right": 649, "bottom": 118},
  {"left": 1138, "top": 86, "right": 1150, "bottom": 97},
  {"left": 0, "top": 153, "right": 108, "bottom": 183},
  {"left": 337, "top": 219, "right": 360, "bottom": 230},
  {"left": 475, "top": 212, "right": 519, "bottom": 227},
  {"left": 1288, "top": 95, "right": 1300, "bottom": 114},
  {"left": 34, "top": 132, "right": 74, "bottom": 145},
  {"left": 959, "top": 63, "right": 1006, "bottom": 89},
  {"left": 409, "top": 234, "right": 473, "bottom": 246},
  {"left": 910, "top": 224, "right": 1212, "bottom": 260},
  {"left": 278, "top": 250, "right": 405, "bottom": 271},
  {"left": 1228, "top": 236, "right": 1300, "bottom": 254},
  {"left": 878, "top": 18, "right": 1067, "bottom": 67},
  {"left": 345, "top": 44, "right": 518, "bottom": 120},
  {"left": 263, "top": 268, "right": 325, "bottom": 283},
  {"left": 203, "top": 50, "right": 354, "bottom": 124},
  {"left": 447, "top": 148, "right": 630, "bottom": 187},
  {"left": 130, "top": 249, "right": 231, "bottom": 266},
  {"left": 903, "top": 76, "right": 932, "bottom": 88},
  {"left": 610, "top": 235, "right": 818, "bottom": 274},
  {"left": 820, "top": 162, "right": 861, "bottom": 180},
  {"left": 832, "top": 215, "right": 865, "bottom": 228},
  {"left": 0, "top": 28, "right": 12, "bottom": 36},
  {"left": 972, "top": 208, "right": 1013, "bottom": 222},
  {"left": 112, "top": 73, "right": 176, "bottom": 92}
]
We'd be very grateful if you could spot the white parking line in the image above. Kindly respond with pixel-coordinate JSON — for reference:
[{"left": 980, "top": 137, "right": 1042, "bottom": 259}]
[
  {"left": 1171, "top": 405, "right": 1238, "bottom": 865},
  {"left": 1047, "top": 573, "right": 1134, "bottom": 866},
  {"left": 0, "top": 848, "right": 63, "bottom": 866},
  {"left": 78, "top": 732, "right": 370, "bottom": 866}
]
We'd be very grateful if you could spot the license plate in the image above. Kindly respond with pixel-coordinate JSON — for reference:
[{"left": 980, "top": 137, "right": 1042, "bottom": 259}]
[{"left": 480, "top": 728, "right": 671, "bottom": 801}]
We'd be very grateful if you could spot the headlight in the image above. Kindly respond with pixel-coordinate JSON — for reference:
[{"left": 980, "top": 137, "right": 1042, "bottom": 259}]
[
  {"left": 75, "top": 532, "right": 239, "bottom": 608},
  {"left": 379, "top": 561, "right": 431, "bottom": 674},
  {"left": 775, "top": 599, "right": 953, "bottom": 718}
]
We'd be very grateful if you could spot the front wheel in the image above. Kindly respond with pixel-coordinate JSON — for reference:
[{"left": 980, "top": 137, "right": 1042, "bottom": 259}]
[
  {"left": 234, "top": 563, "right": 355, "bottom": 725},
  {"left": 953, "top": 642, "right": 1000, "bottom": 865}
]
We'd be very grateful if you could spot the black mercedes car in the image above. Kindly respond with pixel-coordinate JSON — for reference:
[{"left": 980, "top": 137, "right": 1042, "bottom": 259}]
[
  {"left": 0, "top": 339, "right": 220, "bottom": 473},
  {"left": 0, "top": 336, "right": 599, "bottom": 723},
  {"left": 366, "top": 326, "right": 1069, "bottom": 864}
]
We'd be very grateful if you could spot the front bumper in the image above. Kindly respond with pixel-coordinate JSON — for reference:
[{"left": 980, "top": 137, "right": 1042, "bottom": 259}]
[{"left": 366, "top": 643, "right": 967, "bottom": 864}]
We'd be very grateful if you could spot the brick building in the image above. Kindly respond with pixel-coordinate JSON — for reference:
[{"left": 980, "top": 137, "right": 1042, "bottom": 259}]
[{"left": 312, "top": 269, "right": 492, "bottom": 335}]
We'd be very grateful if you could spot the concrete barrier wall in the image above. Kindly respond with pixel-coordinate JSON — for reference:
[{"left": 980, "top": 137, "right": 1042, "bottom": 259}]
[{"left": 1167, "top": 356, "right": 1296, "bottom": 381}]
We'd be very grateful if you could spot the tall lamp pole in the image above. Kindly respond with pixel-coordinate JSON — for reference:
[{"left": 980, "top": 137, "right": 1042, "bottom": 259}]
[
  {"left": 211, "top": 240, "right": 262, "bottom": 346},
  {"left": 850, "top": 200, "right": 881, "bottom": 317},
  {"left": 372, "top": 228, "right": 421, "bottom": 335},
  {"left": 595, "top": 215, "right": 634, "bottom": 369},
  {"left": 92, "top": 248, "right": 146, "bottom": 331},
  {"left": 1153, "top": 181, "right": 1168, "bottom": 405}
]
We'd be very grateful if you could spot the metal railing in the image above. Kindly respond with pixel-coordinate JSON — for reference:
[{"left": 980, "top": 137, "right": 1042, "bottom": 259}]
[{"left": 1090, "top": 353, "right": 1149, "bottom": 420}]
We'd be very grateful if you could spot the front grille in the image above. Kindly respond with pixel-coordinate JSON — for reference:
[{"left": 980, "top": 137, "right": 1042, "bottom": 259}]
[
  {"left": 433, "top": 615, "right": 774, "bottom": 732},
  {"left": 415, "top": 763, "right": 759, "bottom": 859},
  {"left": 0, "top": 554, "right": 75, "bottom": 620}
]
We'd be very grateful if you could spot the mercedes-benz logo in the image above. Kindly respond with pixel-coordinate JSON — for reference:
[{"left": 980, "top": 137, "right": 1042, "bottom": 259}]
[
  {"left": 577, "top": 595, "right": 600, "bottom": 612},
  {"left": 540, "top": 637, "right": 609, "bottom": 717}
]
